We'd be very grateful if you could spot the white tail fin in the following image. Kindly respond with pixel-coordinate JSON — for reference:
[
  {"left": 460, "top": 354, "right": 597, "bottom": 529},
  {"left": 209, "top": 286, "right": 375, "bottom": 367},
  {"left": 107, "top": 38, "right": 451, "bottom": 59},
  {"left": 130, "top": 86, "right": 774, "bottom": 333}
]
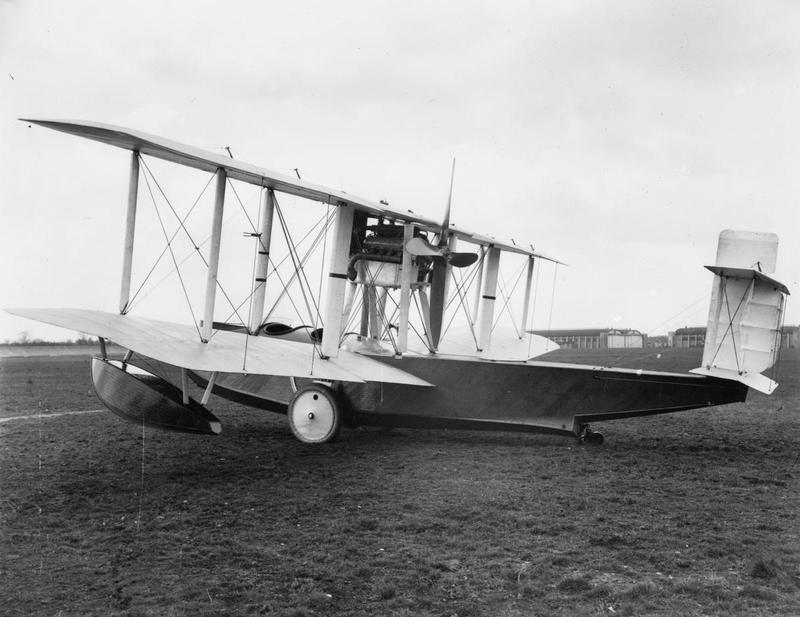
[{"left": 690, "top": 230, "right": 789, "bottom": 394}]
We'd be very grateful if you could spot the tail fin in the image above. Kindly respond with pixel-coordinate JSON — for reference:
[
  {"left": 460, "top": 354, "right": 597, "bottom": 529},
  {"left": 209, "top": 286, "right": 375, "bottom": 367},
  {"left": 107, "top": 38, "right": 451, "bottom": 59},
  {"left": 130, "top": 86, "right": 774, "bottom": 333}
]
[{"left": 690, "top": 230, "right": 789, "bottom": 394}]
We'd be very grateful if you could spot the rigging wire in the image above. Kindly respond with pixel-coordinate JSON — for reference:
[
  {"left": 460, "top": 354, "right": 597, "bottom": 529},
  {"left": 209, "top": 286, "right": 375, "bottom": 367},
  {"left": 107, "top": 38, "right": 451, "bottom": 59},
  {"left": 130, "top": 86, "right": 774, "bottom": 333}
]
[
  {"left": 273, "top": 196, "right": 323, "bottom": 326},
  {"left": 493, "top": 260, "right": 527, "bottom": 335},
  {"left": 709, "top": 278, "right": 753, "bottom": 373},
  {"left": 263, "top": 206, "right": 334, "bottom": 327},
  {"left": 642, "top": 293, "right": 711, "bottom": 337},
  {"left": 546, "top": 262, "right": 559, "bottom": 334},
  {"left": 264, "top": 208, "right": 333, "bottom": 303},
  {"left": 140, "top": 164, "right": 202, "bottom": 339},
  {"left": 721, "top": 279, "right": 741, "bottom": 372},
  {"left": 442, "top": 252, "right": 483, "bottom": 314},
  {"left": 226, "top": 178, "right": 259, "bottom": 232},
  {"left": 412, "top": 291, "right": 434, "bottom": 353},
  {"left": 527, "top": 258, "right": 542, "bottom": 357},
  {"left": 769, "top": 296, "right": 788, "bottom": 385},
  {"left": 127, "top": 205, "right": 236, "bottom": 313},
  {"left": 126, "top": 159, "right": 216, "bottom": 310},
  {"left": 131, "top": 185, "right": 264, "bottom": 313},
  {"left": 341, "top": 272, "right": 366, "bottom": 339},
  {"left": 131, "top": 159, "right": 249, "bottom": 328},
  {"left": 357, "top": 261, "right": 400, "bottom": 354},
  {"left": 139, "top": 159, "right": 249, "bottom": 328},
  {"left": 265, "top": 208, "right": 331, "bottom": 273},
  {"left": 440, "top": 251, "right": 486, "bottom": 344},
  {"left": 312, "top": 202, "right": 332, "bottom": 367},
  {"left": 376, "top": 291, "right": 400, "bottom": 353}
]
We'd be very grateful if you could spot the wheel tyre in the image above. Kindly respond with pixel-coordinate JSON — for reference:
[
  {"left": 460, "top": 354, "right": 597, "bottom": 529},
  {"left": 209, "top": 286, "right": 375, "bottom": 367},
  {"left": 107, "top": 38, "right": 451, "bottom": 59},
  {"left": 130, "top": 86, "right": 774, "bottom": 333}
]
[
  {"left": 588, "top": 431, "right": 604, "bottom": 446},
  {"left": 287, "top": 384, "right": 341, "bottom": 444}
]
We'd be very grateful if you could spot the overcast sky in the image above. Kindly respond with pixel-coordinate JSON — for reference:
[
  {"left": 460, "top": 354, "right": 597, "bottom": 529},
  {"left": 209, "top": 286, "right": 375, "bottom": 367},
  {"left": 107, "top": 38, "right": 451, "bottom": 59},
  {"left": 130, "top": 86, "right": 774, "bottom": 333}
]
[{"left": 1, "top": 0, "right": 798, "bottom": 342}]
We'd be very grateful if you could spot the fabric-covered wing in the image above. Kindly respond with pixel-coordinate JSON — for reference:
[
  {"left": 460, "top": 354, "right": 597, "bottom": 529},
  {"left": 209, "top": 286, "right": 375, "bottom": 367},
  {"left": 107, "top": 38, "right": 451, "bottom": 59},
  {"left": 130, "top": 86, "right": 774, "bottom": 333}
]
[
  {"left": 6, "top": 308, "right": 432, "bottom": 387},
  {"left": 22, "top": 119, "right": 558, "bottom": 261}
]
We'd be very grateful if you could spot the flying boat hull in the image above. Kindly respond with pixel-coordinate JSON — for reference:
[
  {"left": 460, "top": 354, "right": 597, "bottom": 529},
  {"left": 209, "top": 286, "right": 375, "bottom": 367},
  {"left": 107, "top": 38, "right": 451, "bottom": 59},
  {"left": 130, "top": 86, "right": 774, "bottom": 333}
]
[
  {"left": 348, "top": 354, "right": 749, "bottom": 435},
  {"left": 132, "top": 352, "right": 748, "bottom": 438}
]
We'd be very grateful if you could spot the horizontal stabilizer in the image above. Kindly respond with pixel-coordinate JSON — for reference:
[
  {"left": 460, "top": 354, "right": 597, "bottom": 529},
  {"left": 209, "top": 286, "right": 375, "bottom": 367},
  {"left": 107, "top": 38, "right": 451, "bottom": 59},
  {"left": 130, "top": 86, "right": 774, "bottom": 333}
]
[
  {"left": 704, "top": 266, "right": 789, "bottom": 295},
  {"left": 6, "top": 308, "right": 433, "bottom": 387},
  {"left": 689, "top": 367, "right": 778, "bottom": 395}
]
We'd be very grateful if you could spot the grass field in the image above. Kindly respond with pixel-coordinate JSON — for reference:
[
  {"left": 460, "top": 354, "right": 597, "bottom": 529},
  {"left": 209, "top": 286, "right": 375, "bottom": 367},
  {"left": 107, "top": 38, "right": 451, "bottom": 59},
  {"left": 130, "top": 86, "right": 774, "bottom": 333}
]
[{"left": 1, "top": 349, "right": 798, "bottom": 616}]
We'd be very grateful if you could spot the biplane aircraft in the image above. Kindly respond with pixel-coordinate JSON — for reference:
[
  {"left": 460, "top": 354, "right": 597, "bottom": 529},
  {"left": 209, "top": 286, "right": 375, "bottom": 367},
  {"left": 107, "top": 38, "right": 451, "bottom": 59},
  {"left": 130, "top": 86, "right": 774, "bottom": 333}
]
[{"left": 7, "top": 120, "right": 790, "bottom": 445}]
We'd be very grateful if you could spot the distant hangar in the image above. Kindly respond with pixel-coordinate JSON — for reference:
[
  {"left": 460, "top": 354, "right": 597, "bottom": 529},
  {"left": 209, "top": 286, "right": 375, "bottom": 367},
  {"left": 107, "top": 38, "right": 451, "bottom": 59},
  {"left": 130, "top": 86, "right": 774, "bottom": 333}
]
[
  {"left": 670, "top": 325, "right": 798, "bottom": 348},
  {"left": 530, "top": 328, "right": 645, "bottom": 349},
  {"left": 531, "top": 325, "right": 799, "bottom": 350}
]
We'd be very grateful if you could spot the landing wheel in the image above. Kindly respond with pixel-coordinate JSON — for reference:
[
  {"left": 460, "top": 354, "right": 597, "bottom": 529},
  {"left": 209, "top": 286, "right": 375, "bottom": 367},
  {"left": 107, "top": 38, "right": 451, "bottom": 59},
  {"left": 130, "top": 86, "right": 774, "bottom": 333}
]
[
  {"left": 287, "top": 384, "right": 341, "bottom": 444},
  {"left": 579, "top": 425, "right": 604, "bottom": 446},
  {"left": 586, "top": 431, "right": 604, "bottom": 445}
]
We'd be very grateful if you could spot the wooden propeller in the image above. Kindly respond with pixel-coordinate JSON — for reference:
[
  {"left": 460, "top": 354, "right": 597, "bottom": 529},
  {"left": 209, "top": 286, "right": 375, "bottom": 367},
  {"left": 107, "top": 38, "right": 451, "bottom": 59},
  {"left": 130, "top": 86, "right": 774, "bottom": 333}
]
[{"left": 405, "top": 160, "right": 478, "bottom": 349}]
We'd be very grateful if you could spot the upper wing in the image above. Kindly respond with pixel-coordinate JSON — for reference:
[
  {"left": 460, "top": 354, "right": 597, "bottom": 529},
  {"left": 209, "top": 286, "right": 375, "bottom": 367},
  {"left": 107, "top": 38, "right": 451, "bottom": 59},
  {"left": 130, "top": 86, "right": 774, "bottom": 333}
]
[
  {"left": 22, "top": 118, "right": 559, "bottom": 262},
  {"left": 5, "top": 308, "right": 433, "bottom": 387}
]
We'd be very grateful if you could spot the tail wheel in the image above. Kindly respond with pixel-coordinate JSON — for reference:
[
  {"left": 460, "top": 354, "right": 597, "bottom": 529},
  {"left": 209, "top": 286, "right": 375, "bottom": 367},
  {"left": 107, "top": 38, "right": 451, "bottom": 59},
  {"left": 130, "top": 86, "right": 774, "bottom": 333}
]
[
  {"left": 586, "top": 431, "right": 604, "bottom": 445},
  {"left": 578, "top": 424, "right": 605, "bottom": 446},
  {"left": 287, "top": 383, "right": 341, "bottom": 444}
]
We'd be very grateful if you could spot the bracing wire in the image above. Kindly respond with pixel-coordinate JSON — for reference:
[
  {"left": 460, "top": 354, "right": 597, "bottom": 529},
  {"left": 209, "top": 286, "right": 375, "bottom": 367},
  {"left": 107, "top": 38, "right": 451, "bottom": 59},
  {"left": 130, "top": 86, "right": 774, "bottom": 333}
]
[
  {"left": 139, "top": 163, "right": 202, "bottom": 339},
  {"left": 130, "top": 159, "right": 248, "bottom": 328},
  {"left": 341, "top": 279, "right": 366, "bottom": 339},
  {"left": 312, "top": 202, "right": 332, "bottom": 365},
  {"left": 441, "top": 256, "right": 485, "bottom": 348},
  {"left": 769, "top": 296, "right": 788, "bottom": 384},
  {"left": 546, "top": 262, "right": 559, "bottom": 333},
  {"left": 527, "top": 258, "right": 542, "bottom": 357},
  {"left": 493, "top": 260, "right": 527, "bottom": 334},
  {"left": 226, "top": 178, "right": 259, "bottom": 232},
  {"left": 259, "top": 212, "right": 328, "bottom": 323},
  {"left": 440, "top": 251, "right": 486, "bottom": 344},
  {"left": 264, "top": 205, "right": 334, "bottom": 327},
  {"left": 442, "top": 252, "right": 483, "bottom": 314},
  {"left": 272, "top": 196, "right": 323, "bottom": 326},
  {"left": 642, "top": 293, "right": 711, "bottom": 337},
  {"left": 218, "top": 239, "right": 332, "bottom": 343},
  {"left": 139, "top": 159, "right": 249, "bottom": 327},
  {"left": 411, "top": 291, "right": 435, "bottom": 353},
  {"left": 356, "top": 262, "right": 401, "bottom": 354},
  {"left": 126, "top": 163, "right": 216, "bottom": 311},
  {"left": 709, "top": 278, "right": 753, "bottom": 372}
]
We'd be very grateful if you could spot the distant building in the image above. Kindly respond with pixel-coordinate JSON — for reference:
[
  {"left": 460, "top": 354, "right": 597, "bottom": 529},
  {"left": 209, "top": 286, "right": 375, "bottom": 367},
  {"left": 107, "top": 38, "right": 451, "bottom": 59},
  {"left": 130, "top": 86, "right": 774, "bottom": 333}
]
[
  {"left": 533, "top": 325, "right": 798, "bottom": 350},
  {"left": 782, "top": 325, "right": 799, "bottom": 348},
  {"left": 646, "top": 335, "right": 669, "bottom": 348},
  {"left": 670, "top": 325, "right": 798, "bottom": 349},
  {"left": 671, "top": 327, "right": 706, "bottom": 348},
  {"left": 530, "top": 328, "right": 644, "bottom": 349}
]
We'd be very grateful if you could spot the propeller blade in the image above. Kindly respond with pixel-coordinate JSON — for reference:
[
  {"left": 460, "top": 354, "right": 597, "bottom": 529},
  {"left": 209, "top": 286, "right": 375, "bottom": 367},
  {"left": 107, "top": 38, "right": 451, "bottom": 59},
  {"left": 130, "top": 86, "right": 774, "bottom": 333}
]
[
  {"left": 440, "top": 158, "right": 456, "bottom": 245},
  {"left": 429, "top": 261, "right": 447, "bottom": 349},
  {"left": 448, "top": 252, "right": 479, "bottom": 268}
]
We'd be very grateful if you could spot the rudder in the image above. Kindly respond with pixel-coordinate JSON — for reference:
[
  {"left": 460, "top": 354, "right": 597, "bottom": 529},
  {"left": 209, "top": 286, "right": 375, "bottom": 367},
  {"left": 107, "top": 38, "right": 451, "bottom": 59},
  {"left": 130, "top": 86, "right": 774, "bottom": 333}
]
[{"left": 690, "top": 230, "right": 789, "bottom": 394}]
